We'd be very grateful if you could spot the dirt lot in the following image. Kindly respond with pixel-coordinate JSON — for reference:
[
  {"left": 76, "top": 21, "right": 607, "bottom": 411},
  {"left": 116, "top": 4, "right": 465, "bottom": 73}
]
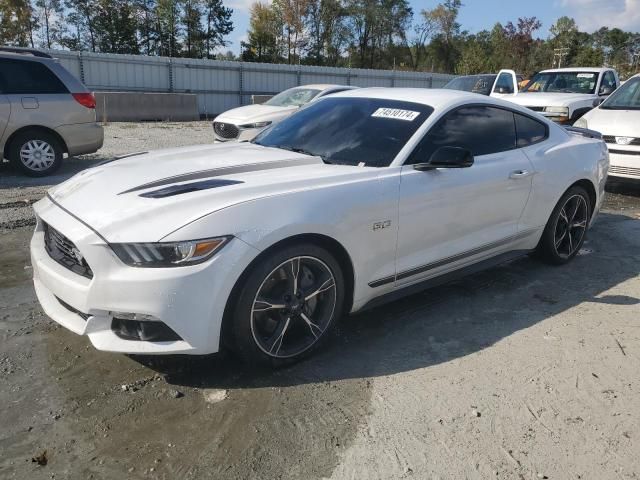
[{"left": 1, "top": 123, "right": 640, "bottom": 480}]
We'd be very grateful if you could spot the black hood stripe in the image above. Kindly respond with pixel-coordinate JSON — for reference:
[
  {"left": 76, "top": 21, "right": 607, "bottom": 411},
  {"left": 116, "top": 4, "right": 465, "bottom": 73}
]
[
  {"left": 139, "top": 179, "right": 243, "bottom": 198},
  {"left": 118, "top": 157, "right": 321, "bottom": 195}
]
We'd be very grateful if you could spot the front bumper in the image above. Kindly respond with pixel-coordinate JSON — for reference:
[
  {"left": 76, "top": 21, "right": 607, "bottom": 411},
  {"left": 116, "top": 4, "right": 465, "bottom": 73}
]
[
  {"left": 30, "top": 196, "right": 258, "bottom": 355},
  {"left": 608, "top": 150, "right": 640, "bottom": 180}
]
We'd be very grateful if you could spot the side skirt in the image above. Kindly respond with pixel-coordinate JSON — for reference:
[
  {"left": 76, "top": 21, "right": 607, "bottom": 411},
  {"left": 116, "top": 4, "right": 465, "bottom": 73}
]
[{"left": 357, "top": 250, "right": 530, "bottom": 312}]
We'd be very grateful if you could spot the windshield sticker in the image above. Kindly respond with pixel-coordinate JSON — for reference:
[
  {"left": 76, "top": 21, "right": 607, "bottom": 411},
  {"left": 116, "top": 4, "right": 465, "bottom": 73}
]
[
  {"left": 577, "top": 73, "right": 595, "bottom": 78},
  {"left": 372, "top": 108, "right": 420, "bottom": 121}
]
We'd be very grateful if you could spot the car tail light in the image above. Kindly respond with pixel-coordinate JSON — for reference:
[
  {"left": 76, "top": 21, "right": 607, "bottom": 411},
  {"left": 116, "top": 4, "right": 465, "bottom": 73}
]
[{"left": 72, "top": 92, "right": 96, "bottom": 109}]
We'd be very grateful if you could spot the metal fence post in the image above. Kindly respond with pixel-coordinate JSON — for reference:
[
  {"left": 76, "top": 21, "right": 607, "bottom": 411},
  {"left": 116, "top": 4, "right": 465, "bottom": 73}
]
[
  {"left": 239, "top": 62, "right": 244, "bottom": 105},
  {"left": 297, "top": 65, "right": 301, "bottom": 86},
  {"left": 78, "top": 51, "right": 85, "bottom": 84},
  {"left": 428, "top": 75, "right": 433, "bottom": 88},
  {"left": 168, "top": 59, "right": 174, "bottom": 92}
]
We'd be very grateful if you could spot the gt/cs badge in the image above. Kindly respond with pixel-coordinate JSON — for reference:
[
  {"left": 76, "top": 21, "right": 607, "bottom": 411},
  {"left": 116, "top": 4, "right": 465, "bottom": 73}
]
[{"left": 373, "top": 220, "right": 391, "bottom": 231}]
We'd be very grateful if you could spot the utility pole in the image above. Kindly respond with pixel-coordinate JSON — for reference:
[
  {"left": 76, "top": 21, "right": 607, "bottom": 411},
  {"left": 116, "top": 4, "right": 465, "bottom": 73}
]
[{"left": 553, "top": 47, "right": 570, "bottom": 68}]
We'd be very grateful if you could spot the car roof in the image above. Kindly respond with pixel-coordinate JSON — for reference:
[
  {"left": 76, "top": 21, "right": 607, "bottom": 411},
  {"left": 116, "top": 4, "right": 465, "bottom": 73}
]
[
  {"left": 296, "top": 84, "right": 356, "bottom": 91},
  {"left": 455, "top": 73, "right": 497, "bottom": 77},
  {"left": 540, "top": 67, "right": 611, "bottom": 73},
  {"left": 334, "top": 87, "right": 528, "bottom": 111}
]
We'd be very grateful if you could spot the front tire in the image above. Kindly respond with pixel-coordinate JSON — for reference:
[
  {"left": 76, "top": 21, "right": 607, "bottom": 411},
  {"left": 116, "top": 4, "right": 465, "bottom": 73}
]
[
  {"left": 228, "top": 243, "right": 345, "bottom": 367},
  {"left": 537, "top": 185, "right": 591, "bottom": 265},
  {"left": 9, "top": 130, "right": 63, "bottom": 177}
]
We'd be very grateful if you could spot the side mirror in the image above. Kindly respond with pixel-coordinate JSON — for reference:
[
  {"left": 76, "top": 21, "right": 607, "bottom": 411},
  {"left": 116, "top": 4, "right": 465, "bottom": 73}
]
[
  {"left": 414, "top": 146, "right": 474, "bottom": 171},
  {"left": 599, "top": 86, "right": 614, "bottom": 96}
]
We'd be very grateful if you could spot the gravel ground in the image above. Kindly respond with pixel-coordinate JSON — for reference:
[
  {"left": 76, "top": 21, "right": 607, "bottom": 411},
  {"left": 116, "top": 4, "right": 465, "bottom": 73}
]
[
  {"left": 1, "top": 123, "right": 640, "bottom": 479},
  {"left": 0, "top": 121, "right": 214, "bottom": 230}
]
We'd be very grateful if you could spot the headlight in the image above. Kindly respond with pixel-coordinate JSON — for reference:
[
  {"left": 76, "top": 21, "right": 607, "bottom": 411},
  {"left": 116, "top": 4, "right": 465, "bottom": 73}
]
[
  {"left": 573, "top": 117, "right": 588, "bottom": 128},
  {"left": 111, "top": 237, "right": 230, "bottom": 267},
  {"left": 239, "top": 121, "right": 272, "bottom": 129},
  {"left": 544, "top": 106, "right": 569, "bottom": 116}
]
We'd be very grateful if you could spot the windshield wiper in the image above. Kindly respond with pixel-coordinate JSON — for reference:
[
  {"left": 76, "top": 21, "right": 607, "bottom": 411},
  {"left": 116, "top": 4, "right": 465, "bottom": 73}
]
[{"left": 270, "top": 144, "right": 332, "bottom": 163}]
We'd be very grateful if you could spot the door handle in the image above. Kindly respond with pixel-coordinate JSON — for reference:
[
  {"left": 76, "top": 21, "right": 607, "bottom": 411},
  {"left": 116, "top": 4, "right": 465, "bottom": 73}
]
[{"left": 509, "top": 169, "right": 533, "bottom": 179}]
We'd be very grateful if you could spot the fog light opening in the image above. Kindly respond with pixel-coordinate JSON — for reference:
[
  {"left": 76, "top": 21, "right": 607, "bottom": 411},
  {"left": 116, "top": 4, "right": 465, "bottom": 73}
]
[{"left": 111, "top": 317, "right": 182, "bottom": 342}]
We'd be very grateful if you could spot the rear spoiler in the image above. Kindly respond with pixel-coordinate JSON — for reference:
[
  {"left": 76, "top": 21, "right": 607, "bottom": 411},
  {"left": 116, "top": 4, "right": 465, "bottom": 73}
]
[{"left": 563, "top": 126, "right": 603, "bottom": 140}]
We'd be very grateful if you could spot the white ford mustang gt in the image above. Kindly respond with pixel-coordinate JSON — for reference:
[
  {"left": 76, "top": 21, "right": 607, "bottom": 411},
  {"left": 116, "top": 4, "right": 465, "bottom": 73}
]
[{"left": 30, "top": 88, "right": 609, "bottom": 365}]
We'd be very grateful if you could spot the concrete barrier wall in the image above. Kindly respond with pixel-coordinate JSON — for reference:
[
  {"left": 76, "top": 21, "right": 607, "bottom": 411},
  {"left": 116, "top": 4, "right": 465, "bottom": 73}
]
[{"left": 95, "top": 92, "right": 199, "bottom": 122}]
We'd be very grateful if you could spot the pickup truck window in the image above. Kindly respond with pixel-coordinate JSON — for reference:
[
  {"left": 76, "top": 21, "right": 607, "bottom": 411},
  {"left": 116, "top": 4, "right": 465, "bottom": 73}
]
[
  {"left": 443, "top": 75, "right": 496, "bottom": 96},
  {"left": 600, "top": 71, "right": 617, "bottom": 92},
  {"left": 495, "top": 72, "right": 515, "bottom": 94},
  {"left": 521, "top": 71, "right": 599, "bottom": 94}
]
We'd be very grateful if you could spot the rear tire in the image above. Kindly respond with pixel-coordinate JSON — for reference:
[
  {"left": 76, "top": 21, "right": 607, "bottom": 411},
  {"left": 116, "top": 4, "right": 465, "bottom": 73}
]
[
  {"left": 9, "top": 130, "right": 63, "bottom": 177},
  {"left": 536, "top": 185, "right": 591, "bottom": 265},
  {"left": 227, "top": 243, "right": 345, "bottom": 368}
]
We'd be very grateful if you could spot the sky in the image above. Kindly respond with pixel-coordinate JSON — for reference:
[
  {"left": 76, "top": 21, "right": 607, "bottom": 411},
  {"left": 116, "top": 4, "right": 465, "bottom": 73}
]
[{"left": 221, "top": 0, "right": 640, "bottom": 55}]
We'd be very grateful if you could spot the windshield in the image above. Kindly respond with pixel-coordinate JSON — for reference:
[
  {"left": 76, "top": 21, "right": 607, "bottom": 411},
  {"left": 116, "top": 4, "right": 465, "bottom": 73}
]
[
  {"left": 443, "top": 75, "right": 496, "bottom": 95},
  {"left": 265, "top": 88, "right": 321, "bottom": 107},
  {"left": 521, "top": 71, "right": 599, "bottom": 94},
  {"left": 253, "top": 97, "right": 433, "bottom": 167},
  {"left": 600, "top": 77, "right": 640, "bottom": 110}
]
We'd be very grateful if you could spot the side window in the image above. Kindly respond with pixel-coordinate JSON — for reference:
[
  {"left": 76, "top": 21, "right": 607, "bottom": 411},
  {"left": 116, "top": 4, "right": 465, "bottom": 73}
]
[
  {"left": 601, "top": 71, "right": 616, "bottom": 90},
  {"left": 407, "top": 106, "right": 517, "bottom": 164},
  {"left": 495, "top": 73, "right": 514, "bottom": 94},
  {"left": 0, "top": 59, "right": 68, "bottom": 95},
  {"left": 514, "top": 113, "right": 548, "bottom": 147}
]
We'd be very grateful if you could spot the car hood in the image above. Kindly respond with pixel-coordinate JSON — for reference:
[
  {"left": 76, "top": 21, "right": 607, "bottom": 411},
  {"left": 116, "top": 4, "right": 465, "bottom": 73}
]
[
  {"left": 508, "top": 92, "right": 595, "bottom": 107},
  {"left": 215, "top": 104, "right": 298, "bottom": 124},
  {"left": 583, "top": 108, "right": 640, "bottom": 137},
  {"left": 45, "top": 143, "right": 370, "bottom": 243}
]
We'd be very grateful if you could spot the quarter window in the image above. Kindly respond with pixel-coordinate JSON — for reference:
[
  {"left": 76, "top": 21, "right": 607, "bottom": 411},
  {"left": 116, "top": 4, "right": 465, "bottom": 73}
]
[
  {"left": 514, "top": 113, "right": 548, "bottom": 147},
  {"left": 0, "top": 59, "right": 68, "bottom": 94},
  {"left": 407, "top": 106, "right": 517, "bottom": 164}
]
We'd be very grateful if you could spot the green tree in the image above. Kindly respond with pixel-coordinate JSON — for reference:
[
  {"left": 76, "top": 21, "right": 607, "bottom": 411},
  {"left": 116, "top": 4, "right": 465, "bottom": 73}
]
[
  {"left": 422, "top": 0, "right": 462, "bottom": 72},
  {"left": 242, "top": 1, "right": 282, "bottom": 62},
  {"left": 33, "top": 0, "right": 63, "bottom": 48},
  {"left": 94, "top": 0, "right": 139, "bottom": 53},
  {"left": 182, "top": 0, "right": 205, "bottom": 57},
  {"left": 0, "top": 0, "right": 36, "bottom": 46},
  {"left": 203, "top": 0, "right": 233, "bottom": 58},
  {"left": 63, "top": 0, "right": 99, "bottom": 51},
  {"left": 156, "top": 0, "right": 181, "bottom": 56}
]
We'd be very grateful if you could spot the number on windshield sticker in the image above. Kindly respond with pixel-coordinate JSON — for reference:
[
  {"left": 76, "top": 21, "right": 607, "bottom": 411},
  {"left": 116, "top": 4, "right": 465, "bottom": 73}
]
[{"left": 371, "top": 108, "right": 420, "bottom": 121}]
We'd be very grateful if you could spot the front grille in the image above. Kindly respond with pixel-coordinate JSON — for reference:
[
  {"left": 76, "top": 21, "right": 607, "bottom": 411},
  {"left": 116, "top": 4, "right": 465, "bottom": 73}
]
[
  {"left": 44, "top": 223, "right": 94, "bottom": 279},
  {"left": 213, "top": 122, "right": 239, "bottom": 140},
  {"left": 602, "top": 135, "right": 640, "bottom": 146},
  {"left": 526, "top": 106, "right": 545, "bottom": 112},
  {"left": 608, "top": 149, "right": 640, "bottom": 156},
  {"left": 610, "top": 165, "right": 640, "bottom": 177}
]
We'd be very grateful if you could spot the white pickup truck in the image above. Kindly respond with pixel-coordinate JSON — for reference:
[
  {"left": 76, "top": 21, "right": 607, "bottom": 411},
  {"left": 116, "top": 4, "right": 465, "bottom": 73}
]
[
  {"left": 444, "top": 67, "right": 620, "bottom": 125},
  {"left": 503, "top": 67, "right": 620, "bottom": 124}
]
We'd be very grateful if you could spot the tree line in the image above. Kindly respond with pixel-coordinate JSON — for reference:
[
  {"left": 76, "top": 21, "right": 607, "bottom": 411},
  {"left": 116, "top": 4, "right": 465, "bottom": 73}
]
[
  {"left": 0, "top": 0, "right": 234, "bottom": 58},
  {"left": 241, "top": 0, "right": 640, "bottom": 78},
  {"left": 1, "top": 0, "right": 639, "bottom": 77}
]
